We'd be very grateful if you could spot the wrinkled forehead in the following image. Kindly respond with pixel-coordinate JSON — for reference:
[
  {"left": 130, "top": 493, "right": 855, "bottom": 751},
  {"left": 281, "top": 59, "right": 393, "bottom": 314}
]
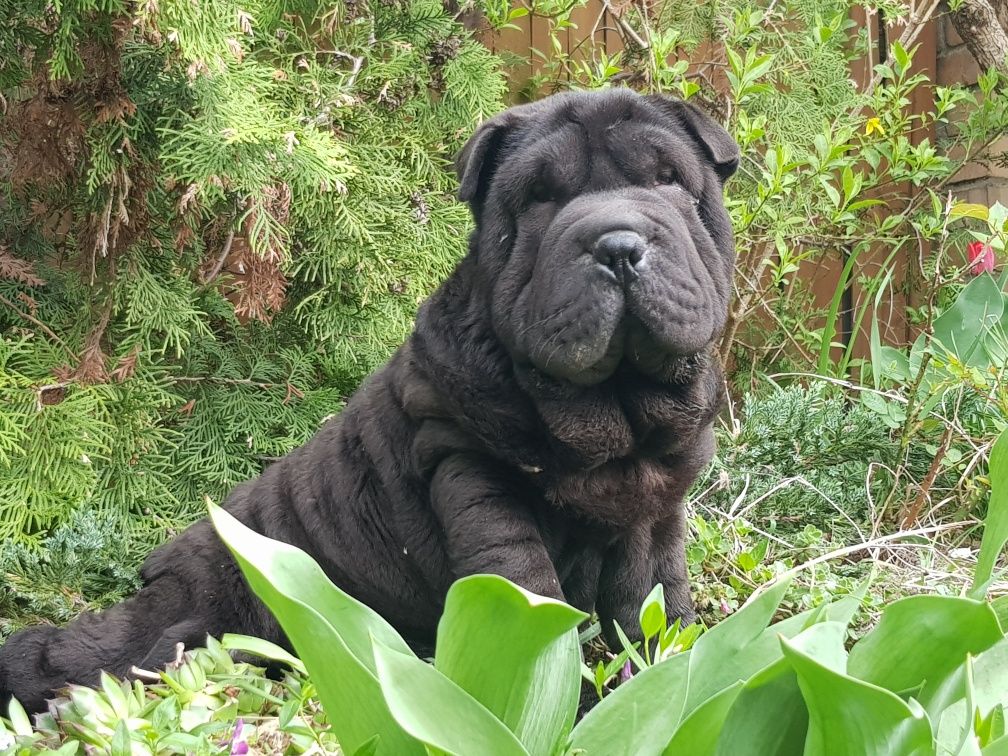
[{"left": 499, "top": 96, "right": 707, "bottom": 196}]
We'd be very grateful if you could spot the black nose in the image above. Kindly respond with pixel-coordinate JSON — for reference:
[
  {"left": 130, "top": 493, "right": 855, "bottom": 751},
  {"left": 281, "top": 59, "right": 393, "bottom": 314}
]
[{"left": 593, "top": 230, "right": 645, "bottom": 286}]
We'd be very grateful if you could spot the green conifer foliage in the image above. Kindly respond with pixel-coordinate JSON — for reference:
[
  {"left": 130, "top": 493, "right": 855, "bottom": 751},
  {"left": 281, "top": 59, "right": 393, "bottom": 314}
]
[
  {"left": 0, "top": 0, "right": 505, "bottom": 631},
  {"left": 696, "top": 383, "right": 944, "bottom": 540}
]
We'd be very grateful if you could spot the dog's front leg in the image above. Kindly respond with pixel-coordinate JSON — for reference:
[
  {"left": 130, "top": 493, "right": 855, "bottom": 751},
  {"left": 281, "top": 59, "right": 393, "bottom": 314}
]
[
  {"left": 430, "top": 453, "right": 564, "bottom": 601},
  {"left": 596, "top": 504, "right": 694, "bottom": 650}
]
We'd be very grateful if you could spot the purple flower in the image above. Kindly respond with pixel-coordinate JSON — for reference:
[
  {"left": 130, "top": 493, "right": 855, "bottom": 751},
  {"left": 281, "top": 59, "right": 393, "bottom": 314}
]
[
  {"left": 228, "top": 718, "right": 249, "bottom": 756},
  {"left": 620, "top": 660, "right": 633, "bottom": 682}
]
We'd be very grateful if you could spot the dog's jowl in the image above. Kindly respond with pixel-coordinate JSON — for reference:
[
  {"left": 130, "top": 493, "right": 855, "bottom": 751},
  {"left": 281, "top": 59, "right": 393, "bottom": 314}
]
[{"left": 0, "top": 88, "right": 739, "bottom": 712}]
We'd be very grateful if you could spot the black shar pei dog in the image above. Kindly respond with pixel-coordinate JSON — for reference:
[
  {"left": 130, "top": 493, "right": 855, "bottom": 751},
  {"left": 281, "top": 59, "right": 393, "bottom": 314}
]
[{"left": 0, "top": 87, "right": 739, "bottom": 712}]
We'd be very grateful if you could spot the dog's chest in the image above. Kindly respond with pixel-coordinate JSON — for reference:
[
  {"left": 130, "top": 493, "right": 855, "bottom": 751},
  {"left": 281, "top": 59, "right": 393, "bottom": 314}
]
[{"left": 535, "top": 456, "right": 678, "bottom": 526}]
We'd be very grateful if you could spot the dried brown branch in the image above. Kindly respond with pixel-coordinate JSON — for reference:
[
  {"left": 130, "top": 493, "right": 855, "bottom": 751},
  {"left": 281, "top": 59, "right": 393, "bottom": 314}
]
[
  {"left": 201, "top": 226, "right": 236, "bottom": 285},
  {"left": 899, "top": 424, "right": 954, "bottom": 529},
  {"left": 0, "top": 292, "right": 68, "bottom": 352}
]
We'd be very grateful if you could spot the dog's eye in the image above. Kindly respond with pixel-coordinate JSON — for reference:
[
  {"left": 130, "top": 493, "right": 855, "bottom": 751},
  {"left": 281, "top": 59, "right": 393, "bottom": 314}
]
[
  {"left": 529, "top": 180, "right": 556, "bottom": 204},
  {"left": 655, "top": 169, "right": 679, "bottom": 186}
]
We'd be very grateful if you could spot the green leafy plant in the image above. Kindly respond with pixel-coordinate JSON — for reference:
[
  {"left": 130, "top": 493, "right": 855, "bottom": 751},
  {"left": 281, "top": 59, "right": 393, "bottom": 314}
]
[
  {"left": 0, "top": 510, "right": 145, "bottom": 640},
  {"left": 0, "top": 634, "right": 337, "bottom": 754},
  {"left": 860, "top": 236, "right": 1008, "bottom": 527},
  {"left": 213, "top": 440, "right": 1008, "bottom": 756},
  {"left": 696, "top": 381, "right": 942, "bottom": 538},
  {"left": 208, "top": 427, "right": 1008, "bottom": 755},
  {"left": 4, "top": 426, "right": 1008, "bottom": 753}
]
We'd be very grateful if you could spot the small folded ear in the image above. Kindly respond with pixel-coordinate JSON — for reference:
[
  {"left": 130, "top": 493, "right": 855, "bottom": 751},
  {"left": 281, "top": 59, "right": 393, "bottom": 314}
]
[
  {"left": 647, "top": 94, "right": 740, "bottom": 182},
  {"left": 455, "top": 110, "right": 524, "bottom": 205}
]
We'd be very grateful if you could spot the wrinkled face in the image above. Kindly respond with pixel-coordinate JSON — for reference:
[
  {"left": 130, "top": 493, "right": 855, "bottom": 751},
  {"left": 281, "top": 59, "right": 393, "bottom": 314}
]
[{"left": 458, "top": 90, "right": 739, "bottom": 385}]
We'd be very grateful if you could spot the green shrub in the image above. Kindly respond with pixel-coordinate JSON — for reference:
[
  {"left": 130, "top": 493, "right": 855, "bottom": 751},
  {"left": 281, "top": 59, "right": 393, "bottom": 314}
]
[
  {"left": 0, "top": 0, "right": 504, "bottom": 624},
  {"left": 696, "top": 382, "right": 943, "bottom": 539},
  {"left": 0, "top": 511, "right": 145, "bottom": 641}
]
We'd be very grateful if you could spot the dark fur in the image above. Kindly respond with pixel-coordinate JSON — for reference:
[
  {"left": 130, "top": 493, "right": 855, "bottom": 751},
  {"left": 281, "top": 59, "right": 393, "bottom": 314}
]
[{"left": 0, "top": 88, "right": 739, "bottom": 712}]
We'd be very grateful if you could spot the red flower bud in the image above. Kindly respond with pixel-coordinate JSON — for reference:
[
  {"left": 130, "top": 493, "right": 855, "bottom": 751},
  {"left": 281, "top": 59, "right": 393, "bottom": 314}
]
[{"left": 967, "top": 240, "right": 996, "bottom": 276}]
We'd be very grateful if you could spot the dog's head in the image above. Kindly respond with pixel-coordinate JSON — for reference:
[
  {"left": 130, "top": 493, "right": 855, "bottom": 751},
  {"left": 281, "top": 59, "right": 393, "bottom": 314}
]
[{"left": 456, "top": 89, "right": 738, "bottom": 385}]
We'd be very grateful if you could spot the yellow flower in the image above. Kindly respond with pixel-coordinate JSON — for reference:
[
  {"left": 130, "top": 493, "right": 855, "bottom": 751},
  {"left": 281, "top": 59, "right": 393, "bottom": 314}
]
[{"left": 864, "top": 117, "right": 884, "bottom": 136}]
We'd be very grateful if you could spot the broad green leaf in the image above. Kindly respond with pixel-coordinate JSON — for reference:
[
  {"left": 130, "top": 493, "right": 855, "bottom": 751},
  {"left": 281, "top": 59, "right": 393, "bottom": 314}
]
[
  {"left": 373, "top": 641, "right": 529, "bottom": 756},
  {"left": 783, "top": 636, "right": 935, "bottom": 756},
  {"left": 568, "top": 652, "right": 690, "bottom": 756},
  {"left": 869, "top": 267, "right": 898, "bottom": 389},
  {"left": 876, "top": 346, "right": 910, "bottom": 383},
  {"left": 848, "top": 595, "right": 1002, "bottom": 717},
  {"left": 110, "top": 721, "right": 132, "bottom": 756},
  {"left": 747, "top": 53, "right": 774, "bottom": 81},
  {"left": 663, "top": 682, "right": 744, "bottom": 755},
  {"left": 985, "top": 735, "right": 1008, "bottom": 755},
  {"left": 991, "top": 202, "right": 1008, "bottom": 233},
  {"left": 210, "top": 503, "right": 412, "bottom": 668},
  {"left": 639, "top": 583, "right": 667, "bottom": 641},
  {"left": 683, "top": 577, "right": 792, "bottom": 714},
  {"left": 951, "top": 203, "right": 991, "bottom": 221},
  {"left": 981, "top": 308, "right": 1008, "bottom": 368},
  {"left": 972, "top": 429, "right": 1008, "bottom": 598},
  {"left": 715, "top": 621, "right": 851, "bottom": 756},
  {"left": 930, "top": 275, "right": 1005, "bottom": 368},
  {"left": 847, "top": 198, "right": 886, "bottom": 212},
  {"left": 434, "top": 575, "right": 585, "bottom": 756},
  {"left": 209, "top": 503, "right": 422, "bottom": 755},
  {"left": 5, "top": 698, "right": 31, "bottom": 736},
  {"left": 992, "top": 597, "right": 1008, "bottom": 634},
  {"left": 715, "top": 657, "right": 807, "bottom": 756},
  {"left": 352, "top": 735, "right": 381, "bottom": 756},
  {"left": 980, "top": 705, "right": 1006, "bottom": 746},
  {"left": 891, "top": 40, "right": 910, "bottom": 71},
  {"left": 937, "top": 700, "right": 984, "bottom": 756},
  {"left": 935, "top": 656, "right": 981, "bottom": 756},
  {"left": 909, "top": 331, "right": 929, "bottom": 376},
  {"left": 968, "top": 636, "right": 1008, "bottom": 717},
  {"left": 784, "top": 619, "right": 849, "bottom": 672},
  {"left": 100, "top": 671, "right": 130, "bottom": 719}
]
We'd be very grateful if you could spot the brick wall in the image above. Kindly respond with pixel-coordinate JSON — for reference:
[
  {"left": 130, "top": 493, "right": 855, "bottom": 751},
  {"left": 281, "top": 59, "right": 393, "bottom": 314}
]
[{"left": 937, "top": 7, "right": 1008, "bottom": 207}]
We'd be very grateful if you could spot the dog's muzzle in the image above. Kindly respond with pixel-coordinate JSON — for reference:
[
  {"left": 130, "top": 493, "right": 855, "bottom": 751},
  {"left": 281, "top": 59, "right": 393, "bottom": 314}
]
[{"left": 592, "top": 230, "right": 646, "bottom": 290}]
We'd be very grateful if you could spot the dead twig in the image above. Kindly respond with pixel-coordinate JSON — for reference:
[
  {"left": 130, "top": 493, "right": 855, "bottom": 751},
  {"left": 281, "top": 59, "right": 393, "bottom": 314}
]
[
  {"left": 899, "top": 423, "right": 955, "bottom": 529},
  {"left": 0, "top": 292, "right": 69, "bottom": 352}
]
